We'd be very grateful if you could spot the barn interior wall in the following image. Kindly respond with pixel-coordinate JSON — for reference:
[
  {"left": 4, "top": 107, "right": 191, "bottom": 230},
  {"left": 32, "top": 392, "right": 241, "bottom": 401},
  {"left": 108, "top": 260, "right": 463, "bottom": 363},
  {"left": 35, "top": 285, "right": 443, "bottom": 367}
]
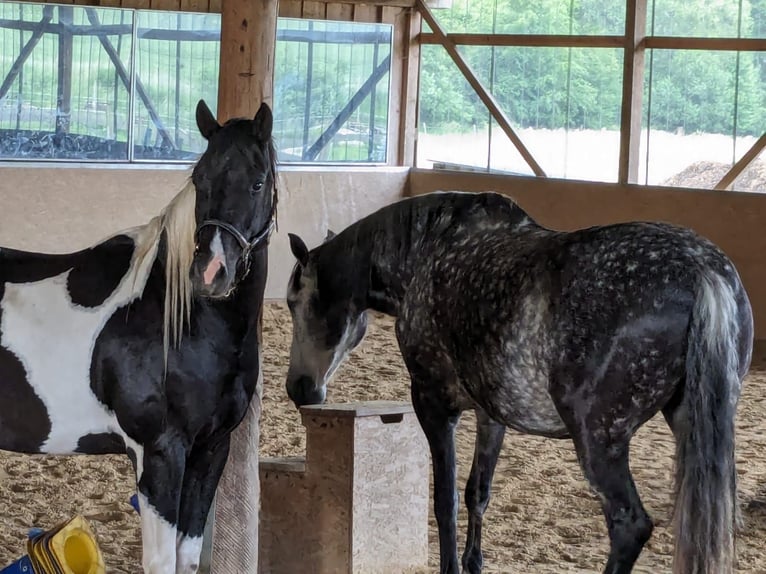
[
  {"left": 409, "top": 168, "right": 766, "bottom": 341},
  {"left": 0, "top": 165, "right": 408, "bottom": 298},
  {"left": 2, "top": 164, "right": 764, "bottom": 340}
]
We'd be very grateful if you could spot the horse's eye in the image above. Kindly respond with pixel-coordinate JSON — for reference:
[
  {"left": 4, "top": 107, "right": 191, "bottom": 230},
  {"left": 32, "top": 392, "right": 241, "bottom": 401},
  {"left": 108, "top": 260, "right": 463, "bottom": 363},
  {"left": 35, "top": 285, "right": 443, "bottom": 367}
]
[{"left": 250, "top": 181, "right": 264, "bottom": 194}]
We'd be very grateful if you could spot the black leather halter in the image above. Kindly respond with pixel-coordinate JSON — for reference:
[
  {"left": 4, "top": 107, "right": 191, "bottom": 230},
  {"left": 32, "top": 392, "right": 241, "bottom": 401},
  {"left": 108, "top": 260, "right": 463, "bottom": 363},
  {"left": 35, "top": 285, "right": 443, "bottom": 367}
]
[{"left": 196, "top": 215, "right": 275, "bottom": 283}]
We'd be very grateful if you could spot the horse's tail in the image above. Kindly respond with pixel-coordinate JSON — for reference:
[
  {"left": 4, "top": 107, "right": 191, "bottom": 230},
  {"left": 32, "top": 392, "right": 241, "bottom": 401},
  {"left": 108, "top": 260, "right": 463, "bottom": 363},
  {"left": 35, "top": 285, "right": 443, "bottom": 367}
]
[{"left": 673, "top": 272, "right": 745, "bottom": 574}]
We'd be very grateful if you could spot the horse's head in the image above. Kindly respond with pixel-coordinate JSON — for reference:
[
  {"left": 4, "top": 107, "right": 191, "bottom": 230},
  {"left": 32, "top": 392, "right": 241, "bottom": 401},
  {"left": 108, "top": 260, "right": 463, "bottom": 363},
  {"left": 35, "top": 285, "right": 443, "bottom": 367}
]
[
  {"left": 190, "top": 99, "right": 277, "bottom": 299},
  {"left": 284, "top": 232, "right": 368, "bottom": 407}
]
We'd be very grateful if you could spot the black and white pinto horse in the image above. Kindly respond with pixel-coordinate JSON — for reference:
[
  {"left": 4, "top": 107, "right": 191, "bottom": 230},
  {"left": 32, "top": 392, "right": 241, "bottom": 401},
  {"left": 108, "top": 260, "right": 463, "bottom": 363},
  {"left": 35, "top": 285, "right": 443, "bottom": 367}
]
[
  {"left": 284, "top": 191, "right": 753, "bottom": 574},
  {"left": 0, "top": 100, "right": 277, "bottom": 574}
]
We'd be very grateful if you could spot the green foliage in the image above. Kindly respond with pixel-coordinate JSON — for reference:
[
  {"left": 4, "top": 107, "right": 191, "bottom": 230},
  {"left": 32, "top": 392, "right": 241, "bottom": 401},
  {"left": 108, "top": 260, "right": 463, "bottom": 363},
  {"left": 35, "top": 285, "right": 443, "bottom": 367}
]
[
  {"left": 420, "top": 0, "right": 764, "bottom": 137},
  {"left": 0, "top": 0, "right": 762, "bottom": 162},
  {"left": 272, "top": 20, "right": 391, "bottom": 160},
  {"left": 0, "top": 5, "right": 390, "bottom": 160}
]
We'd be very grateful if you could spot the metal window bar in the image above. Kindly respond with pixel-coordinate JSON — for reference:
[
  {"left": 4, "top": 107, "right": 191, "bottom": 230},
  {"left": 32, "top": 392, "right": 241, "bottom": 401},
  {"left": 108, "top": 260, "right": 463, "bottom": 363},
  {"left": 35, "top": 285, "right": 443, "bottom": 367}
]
[{"left": 1, "top": 7, "right": 392, "bottom": 164}]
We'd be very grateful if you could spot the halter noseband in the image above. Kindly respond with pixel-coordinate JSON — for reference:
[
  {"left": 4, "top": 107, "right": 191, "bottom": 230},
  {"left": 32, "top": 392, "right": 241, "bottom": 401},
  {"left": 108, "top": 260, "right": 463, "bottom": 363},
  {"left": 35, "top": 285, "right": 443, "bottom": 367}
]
[{"left": 196, "top": 215, "right": 276, "bottom": 284}]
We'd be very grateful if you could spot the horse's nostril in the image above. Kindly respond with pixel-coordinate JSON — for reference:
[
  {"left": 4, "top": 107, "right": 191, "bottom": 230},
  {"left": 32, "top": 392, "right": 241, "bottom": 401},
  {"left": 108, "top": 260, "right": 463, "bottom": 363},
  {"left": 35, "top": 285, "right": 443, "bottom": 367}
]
[{"left": 288, "top": 376, "right": 323, "bottom": 407}]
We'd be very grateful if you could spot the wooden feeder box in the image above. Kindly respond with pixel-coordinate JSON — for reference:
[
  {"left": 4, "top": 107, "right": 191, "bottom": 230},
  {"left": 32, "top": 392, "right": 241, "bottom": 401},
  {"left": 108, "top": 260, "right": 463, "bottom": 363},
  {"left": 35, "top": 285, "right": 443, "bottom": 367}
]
[{"left": 259, "top": 401, "right": 430, "bottom": 574}]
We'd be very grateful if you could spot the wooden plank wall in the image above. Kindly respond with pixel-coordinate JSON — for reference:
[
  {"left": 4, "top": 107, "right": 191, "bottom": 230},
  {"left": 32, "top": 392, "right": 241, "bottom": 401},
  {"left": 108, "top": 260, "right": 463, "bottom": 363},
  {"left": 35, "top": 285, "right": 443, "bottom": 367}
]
[{"left": 23, "top": 0, "right": 400, "bottom": 22}]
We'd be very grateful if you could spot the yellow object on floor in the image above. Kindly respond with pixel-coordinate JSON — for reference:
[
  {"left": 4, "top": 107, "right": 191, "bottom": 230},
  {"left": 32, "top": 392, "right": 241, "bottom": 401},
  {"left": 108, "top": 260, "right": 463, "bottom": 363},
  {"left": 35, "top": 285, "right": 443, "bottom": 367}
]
[{"left": 26, "top": 516, "right": 105, "bottom": 574}]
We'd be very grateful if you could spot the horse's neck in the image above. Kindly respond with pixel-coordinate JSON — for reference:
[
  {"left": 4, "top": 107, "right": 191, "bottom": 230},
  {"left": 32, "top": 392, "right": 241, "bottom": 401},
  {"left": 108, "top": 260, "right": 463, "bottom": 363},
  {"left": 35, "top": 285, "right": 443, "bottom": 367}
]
[
  {"left": 360, "top": 208, "right": 431, "bottom": 317},
  {"left": 230, "top": 252, "right": 268, "bottom": 323},
  {"left": 353, "top": 193, "right": 539, "bottom": 317}
]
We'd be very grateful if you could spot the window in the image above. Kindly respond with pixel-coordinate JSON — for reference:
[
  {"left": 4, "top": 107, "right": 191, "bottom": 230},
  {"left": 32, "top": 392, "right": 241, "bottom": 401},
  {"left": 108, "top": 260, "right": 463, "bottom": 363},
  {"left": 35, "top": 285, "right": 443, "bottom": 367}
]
[
  {"left": 418, "top": 43, "right": 624, "bottom": 181},
  {"left": 418, "top": 0, "right": 766, "bottom": 191},
  {"left": 640, "top": 1, "right": 765, "bottom": 189},
  {"left": 418, "top": 0, "right": 627, "bottom": 182},
  {"left": 0, "top": 4, "right": 133, "bottom": 160},
  {"left": 0, "top": 2, "right": 393, "bottom": 164},
  {"left": 274, "top": 19, "right": 392, "bottom": 163}
]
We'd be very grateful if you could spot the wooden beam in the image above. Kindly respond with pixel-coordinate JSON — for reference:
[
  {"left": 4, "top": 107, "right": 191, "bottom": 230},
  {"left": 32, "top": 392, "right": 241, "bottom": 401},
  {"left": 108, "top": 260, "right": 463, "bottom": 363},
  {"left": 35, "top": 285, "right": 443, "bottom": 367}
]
[
  {"left": 122, "top": 0, "right": 152, "bottom": 9},
  {"left": 398, "top": 7, "right": 420, "bottom": 166},
  {"left": 211, "top": 0, "right": 277, "bottom": 570},
  {"left": 20, "top": 0, "right": 418, "bottom": 7},
  {"left": 56, "top": 6, "right": 74, "bottom": 138},
  {"left": 353, "top": 4, "right": 380, "bottom": 22},
  {"left": 419, "top": 33, "right": 624, "bottom": 48},
  {"left": 217, "top": 0, "right": 277, "bottom": 116},
  {"left": 715, "top": 132, "right": 766, "bottom": 191},
  {"left": 299, "top": 0, "right": 414, "bottom": 6},
  {"left": 279, "top": 0, "right": 303, "bottom": 18},
  {"left": 181, "top": 0, "right": 210, "bottom": 12},
  {"left": 302, "top": 1, "right": 326, "bottom": 19},
  {"left": 150, "top": 0, "right": 181, "bottom": 10},
  {"left": 408, "top": 166, "right": 750, "bottom": 198},
  {"left": 415, "top": 0, "right": 546, "bottom": 177},
  {"left": 326, "top": 2, "right": 354, "bottom": 21},
  {"left": 645, "top": 36, "right": 766, "bottom": 51},
  {"left": 384, "top": 5, "right": 404, "bottom": 165},
  {"left": 618, "top": 0, "right": 647, "bottom": 184}
]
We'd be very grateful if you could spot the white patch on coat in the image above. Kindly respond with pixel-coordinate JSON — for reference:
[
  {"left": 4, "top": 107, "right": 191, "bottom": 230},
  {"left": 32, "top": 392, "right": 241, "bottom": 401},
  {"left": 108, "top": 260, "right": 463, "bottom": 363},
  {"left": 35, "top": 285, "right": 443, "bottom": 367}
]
[
  {"left": 0, "top": 229, "right": 157, "bottom": 454},
  {"left": 139, "top": 493, "right": 178, "bottom": 574},
  {"left": 176, "top": 535, "right": 203, "bottom": 574},
  {"left": 286, "top": 258, "right": 364, "bottom": 392},
  {"left": 210, "top": 229, "right": 225, "bottom": 260},
  {"left": 132, "top": 443, "right": 182, "bottom": 574},
  {"left": 324, "top": 317, "right": 364, "bottom": 384}
]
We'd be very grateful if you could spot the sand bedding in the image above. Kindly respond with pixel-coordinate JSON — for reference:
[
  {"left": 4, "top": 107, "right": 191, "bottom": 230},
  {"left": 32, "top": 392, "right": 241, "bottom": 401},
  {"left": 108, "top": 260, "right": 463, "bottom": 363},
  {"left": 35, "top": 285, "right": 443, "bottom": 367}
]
[{"left": 1, "top": 302, "right": 765, "bottom": 573}]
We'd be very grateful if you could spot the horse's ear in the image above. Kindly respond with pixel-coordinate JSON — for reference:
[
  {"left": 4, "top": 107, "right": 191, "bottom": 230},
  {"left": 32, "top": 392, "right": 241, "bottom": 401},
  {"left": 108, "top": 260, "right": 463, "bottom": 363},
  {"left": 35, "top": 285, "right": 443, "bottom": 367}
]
[
  {"left": 288, "top": 233, "right": 309, "bottom": 267},
  {"left": 253, "top": 102, "right": 273, "bottom": 142},
  {"left": 324, "top": 229, "right": 337, "bottom": 242},
  {"left": 196, "top": 100, "right": 220, "bottom": 140}
]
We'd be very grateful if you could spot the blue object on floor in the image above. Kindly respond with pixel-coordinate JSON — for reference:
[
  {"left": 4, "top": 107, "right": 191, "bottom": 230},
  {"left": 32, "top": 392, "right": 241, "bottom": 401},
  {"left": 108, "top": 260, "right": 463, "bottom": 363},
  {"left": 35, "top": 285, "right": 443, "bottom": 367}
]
[
  {"left": 0, "top": 530, "right": 41, "bottom": 573},
  {"left": 0, "top": 554, "right": 35, "bottom": 573},
  {"left": 130, "top": 493, "right": 140, "bottom": 514}
]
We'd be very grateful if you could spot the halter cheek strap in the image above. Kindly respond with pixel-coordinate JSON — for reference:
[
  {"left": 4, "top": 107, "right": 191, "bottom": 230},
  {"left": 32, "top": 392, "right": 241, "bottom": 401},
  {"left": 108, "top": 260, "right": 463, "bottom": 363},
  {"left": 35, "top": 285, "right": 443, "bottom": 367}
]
[{"left": 196, "top": 217, "right": 276, "bottom": 283}]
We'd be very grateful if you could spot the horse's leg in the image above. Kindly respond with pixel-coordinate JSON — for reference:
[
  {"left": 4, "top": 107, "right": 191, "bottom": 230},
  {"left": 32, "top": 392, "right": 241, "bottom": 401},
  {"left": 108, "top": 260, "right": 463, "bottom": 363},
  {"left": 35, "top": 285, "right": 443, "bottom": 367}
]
[
  {"left": 407, "top": 369, "right": 461, "bottom": 574},
  {"left": 580, "top": 440, "right": 651, "bottom": 574},
  {"left": 461, "top": 408, "right": 505, "bottom": 574},
  {"left": 175, "top": 436, "right": 231, "bottom": 574},
  {"left": 134, "top": 435, "right": 187, "bottom": 574},
  {"left": 555, "top": 399, "right": 652, "bottom": 574}
]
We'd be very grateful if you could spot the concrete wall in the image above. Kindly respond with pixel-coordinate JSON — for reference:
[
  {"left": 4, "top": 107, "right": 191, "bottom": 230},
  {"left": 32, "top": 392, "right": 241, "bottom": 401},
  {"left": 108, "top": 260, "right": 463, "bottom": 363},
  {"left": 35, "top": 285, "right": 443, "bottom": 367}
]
[
  {"left": 0, "top": 164, "right": 408, "bottom": 298},
  {"left": 409, "top": 168, "right": 766, "bottom": 339}
]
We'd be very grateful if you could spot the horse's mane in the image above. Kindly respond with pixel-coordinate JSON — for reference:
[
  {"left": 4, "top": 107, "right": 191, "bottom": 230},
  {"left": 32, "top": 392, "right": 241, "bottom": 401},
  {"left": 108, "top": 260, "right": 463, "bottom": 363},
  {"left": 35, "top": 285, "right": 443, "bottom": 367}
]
[{"left": 129, "top": 177, "right": 197, "bottom": 366}]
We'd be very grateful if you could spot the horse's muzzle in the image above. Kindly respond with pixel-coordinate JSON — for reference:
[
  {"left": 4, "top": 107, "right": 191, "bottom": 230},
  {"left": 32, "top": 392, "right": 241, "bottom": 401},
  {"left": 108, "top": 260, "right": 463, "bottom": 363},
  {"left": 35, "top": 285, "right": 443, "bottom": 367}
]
[
  {"left": 287, "top": 376, "right": 326, "bottom": 408},
  {"left": 191, "top": 255, "right": 234, "bottom": 299}
]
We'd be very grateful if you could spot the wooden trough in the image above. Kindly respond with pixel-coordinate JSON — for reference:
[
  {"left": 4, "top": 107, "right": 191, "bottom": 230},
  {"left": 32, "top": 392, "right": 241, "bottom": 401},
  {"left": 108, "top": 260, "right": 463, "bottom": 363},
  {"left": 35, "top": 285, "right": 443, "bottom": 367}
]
[{"left": 258, "top": 401, "right": 430, "bottom": 574}]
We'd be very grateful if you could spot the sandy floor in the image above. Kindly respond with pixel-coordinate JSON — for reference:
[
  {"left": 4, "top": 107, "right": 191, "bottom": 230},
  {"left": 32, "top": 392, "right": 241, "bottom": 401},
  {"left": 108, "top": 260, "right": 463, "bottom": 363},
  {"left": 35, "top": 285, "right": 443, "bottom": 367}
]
[{"left": 2, "top": 302, "right": 766, "bottom": 573}]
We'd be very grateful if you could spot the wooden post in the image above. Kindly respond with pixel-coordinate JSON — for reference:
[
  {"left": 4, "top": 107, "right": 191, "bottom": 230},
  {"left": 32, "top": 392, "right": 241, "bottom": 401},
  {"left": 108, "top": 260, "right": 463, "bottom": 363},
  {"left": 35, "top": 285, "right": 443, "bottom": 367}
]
[
  {"left": 56, "top": 6, "right": 73, "bottom": 140},
  {"left": 617, "top": 0, "right": 647, "bottom": 184},
  {"left": 208, "top": 0, "right": 277, "bottom": 572},
  {"left": 217, "top": 0, "right": 277, "bottom": 115},
  {"left": 398, "top": 7, "right": 421, "bottom": 166}
]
